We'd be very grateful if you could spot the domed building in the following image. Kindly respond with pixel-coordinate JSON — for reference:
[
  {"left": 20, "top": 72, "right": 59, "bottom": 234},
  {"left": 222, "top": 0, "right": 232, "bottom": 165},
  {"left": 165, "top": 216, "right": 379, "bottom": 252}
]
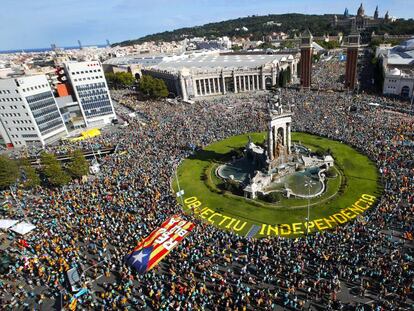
[
  {"left": 376, "top": 38, "right": 414, "bottom": 99},
  {"left": 332, "top": 3, "right": 392, "bottom": 31}
]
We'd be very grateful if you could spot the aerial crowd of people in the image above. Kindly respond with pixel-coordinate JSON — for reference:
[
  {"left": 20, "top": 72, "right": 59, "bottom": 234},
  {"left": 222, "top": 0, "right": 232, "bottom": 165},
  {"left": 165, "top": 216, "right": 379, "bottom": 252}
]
[
  {"left": 312, "top": 55, "right": 346, "bottom": 91},
  {"left": 0, "top": 69, "right": 413, "bottom": 310}
]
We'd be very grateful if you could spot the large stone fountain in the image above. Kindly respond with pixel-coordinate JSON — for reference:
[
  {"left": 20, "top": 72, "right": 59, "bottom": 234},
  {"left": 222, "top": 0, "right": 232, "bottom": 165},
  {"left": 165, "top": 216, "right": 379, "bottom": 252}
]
[{"left": 217, "top": 93, "right": 334, "bottom": 200}]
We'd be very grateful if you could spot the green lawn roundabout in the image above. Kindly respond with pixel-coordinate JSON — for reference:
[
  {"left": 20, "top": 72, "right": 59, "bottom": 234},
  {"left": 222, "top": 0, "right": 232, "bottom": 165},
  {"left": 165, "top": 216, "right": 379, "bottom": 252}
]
[{"left": 173, "top": 132, "right": 381, "bottom": 238}]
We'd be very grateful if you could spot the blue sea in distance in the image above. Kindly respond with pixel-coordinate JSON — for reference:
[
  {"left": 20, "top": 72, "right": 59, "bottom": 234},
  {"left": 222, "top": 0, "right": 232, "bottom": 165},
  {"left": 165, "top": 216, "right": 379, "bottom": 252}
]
[{"left": 0, "top": 45, "right": 107, "bottom": 54}]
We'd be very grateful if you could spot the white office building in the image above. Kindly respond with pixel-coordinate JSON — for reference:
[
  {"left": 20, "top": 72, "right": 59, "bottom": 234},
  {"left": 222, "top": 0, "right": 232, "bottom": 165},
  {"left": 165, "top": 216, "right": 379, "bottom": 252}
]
[
  {"left": 0, "top": 75, "right": 67, "bottom": 148},
  {"left": 64, "top": 61, "right": 116, "bottom": 127}
]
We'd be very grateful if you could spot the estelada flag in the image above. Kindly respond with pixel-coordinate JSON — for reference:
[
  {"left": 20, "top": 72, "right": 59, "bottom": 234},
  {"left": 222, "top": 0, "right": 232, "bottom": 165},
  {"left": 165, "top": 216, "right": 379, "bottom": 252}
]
[{"left": 125, "top": 215, "right": 195, "bottom": 273}]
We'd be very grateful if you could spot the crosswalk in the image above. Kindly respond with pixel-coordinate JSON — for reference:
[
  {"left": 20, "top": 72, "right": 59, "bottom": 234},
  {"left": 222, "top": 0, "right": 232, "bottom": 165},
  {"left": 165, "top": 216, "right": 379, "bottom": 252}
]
[{"left": 245, "top": 224, "right": 261, "bottom": 239}]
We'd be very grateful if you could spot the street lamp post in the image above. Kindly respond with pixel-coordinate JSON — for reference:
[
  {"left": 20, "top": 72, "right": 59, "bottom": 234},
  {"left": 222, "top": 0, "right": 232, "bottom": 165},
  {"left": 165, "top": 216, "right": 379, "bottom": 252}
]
[
  {"left": 175, "top": 167, "right": 185, "bottom": 209},
  {"left": 304, "top": 178, "right": 316, "bottom": 236},
  {"left": 88, "top": 141, "right": 98, "bottom": 163},
  {"left": 59, "top": 287, "right": 65, "bottom": 311}
]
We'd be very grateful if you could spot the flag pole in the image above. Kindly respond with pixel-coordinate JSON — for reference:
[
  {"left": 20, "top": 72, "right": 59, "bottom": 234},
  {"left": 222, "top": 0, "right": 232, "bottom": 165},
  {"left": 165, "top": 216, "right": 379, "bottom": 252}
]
[{"left": 175, "top": 168, "right": 185, "bottom": 208}]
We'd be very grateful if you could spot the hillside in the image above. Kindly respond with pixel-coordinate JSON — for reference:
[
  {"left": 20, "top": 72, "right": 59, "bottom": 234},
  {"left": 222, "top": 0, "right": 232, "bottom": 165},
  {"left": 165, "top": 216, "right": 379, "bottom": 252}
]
[
  {"left": 114, "top": 13, "right": 414, "bottom": 46},
  {"left": 116, "top": 14, "right": 334, "bottom": 46}
]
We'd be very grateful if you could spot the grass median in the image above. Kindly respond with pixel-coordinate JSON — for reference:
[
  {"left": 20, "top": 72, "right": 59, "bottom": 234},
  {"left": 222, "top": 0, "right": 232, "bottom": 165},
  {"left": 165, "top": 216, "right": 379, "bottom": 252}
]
[{"left": 173, "top": 132, "right": 381, "bottom": 237}]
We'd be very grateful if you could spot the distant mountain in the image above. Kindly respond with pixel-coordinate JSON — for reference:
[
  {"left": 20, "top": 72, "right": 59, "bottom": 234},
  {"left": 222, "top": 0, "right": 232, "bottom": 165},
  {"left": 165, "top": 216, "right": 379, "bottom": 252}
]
[{"left": 114, "top": 13, "right": 414, "bottom": 47}]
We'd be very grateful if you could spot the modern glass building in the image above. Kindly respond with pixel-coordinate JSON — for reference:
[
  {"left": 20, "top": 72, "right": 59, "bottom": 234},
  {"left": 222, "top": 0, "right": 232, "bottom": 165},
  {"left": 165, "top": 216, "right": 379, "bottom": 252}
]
[
  {"left": 64, "top": 61, "right": 115, "bottom": 127},
  {"left": 0, "top": 75, "right": 67, "bottom": 147}
]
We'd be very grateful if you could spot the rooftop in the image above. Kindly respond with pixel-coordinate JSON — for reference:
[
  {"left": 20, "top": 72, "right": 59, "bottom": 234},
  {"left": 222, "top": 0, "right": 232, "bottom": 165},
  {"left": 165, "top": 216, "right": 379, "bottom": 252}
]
[
  {"left": 385, "top": 38, "right": 414, "bottom": 66},
  {"left": 104, "top": 51, "right": 295, "bottom": 74},
  {"left": 151, "top": 53, "right": 293, "bottom": 73}
]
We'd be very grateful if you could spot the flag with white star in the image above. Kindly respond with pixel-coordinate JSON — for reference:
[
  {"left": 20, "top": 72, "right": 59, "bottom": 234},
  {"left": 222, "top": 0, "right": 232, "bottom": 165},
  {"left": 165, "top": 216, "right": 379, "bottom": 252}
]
[
  {"left": 125, "top": 246, "right": 153, "bottom": 273},
  {"left": 124, "top": 215, "right": 195, "bottom": 273}
]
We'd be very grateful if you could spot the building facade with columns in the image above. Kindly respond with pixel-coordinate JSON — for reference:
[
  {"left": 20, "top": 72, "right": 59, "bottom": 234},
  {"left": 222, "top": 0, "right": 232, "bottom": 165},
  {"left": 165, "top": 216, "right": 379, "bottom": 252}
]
[{"left": 143, "top": 52, "right": 299, "bottom": 100}]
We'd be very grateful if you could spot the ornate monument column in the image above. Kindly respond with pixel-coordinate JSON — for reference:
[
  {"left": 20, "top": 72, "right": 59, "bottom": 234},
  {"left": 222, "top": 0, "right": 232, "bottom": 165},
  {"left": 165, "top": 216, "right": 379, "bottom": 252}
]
[
  {"left": 267, "top": 95, "right": 293, "bottom": 167},
  {"left": 268, "top": 127, "right": 274, "bottom": 161}
]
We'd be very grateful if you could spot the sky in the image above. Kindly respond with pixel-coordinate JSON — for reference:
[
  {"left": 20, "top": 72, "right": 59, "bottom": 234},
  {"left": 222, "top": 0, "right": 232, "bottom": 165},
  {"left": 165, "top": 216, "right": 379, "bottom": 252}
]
[{"left": 0, "top": 0, "right": 413, "bottom": 50}]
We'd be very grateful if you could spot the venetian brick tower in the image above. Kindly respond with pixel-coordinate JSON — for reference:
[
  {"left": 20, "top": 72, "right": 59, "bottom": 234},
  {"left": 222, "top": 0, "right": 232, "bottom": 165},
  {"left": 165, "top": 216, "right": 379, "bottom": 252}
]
[
  {"left": 345, "top": 32, "right": 361, "bottom": 90},
  {"left": 300, "top": 29, "right": 313, "bottom": 88}
]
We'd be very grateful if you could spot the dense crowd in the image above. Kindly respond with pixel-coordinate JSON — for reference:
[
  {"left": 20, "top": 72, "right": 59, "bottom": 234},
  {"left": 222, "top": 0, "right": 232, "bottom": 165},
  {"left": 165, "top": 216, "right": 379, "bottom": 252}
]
[
  {"left": 310, "top": 53, "right": 413, "bottom": 112},
  {"left": 0, "top": 87, "right": 413, "bottom": 310},
  {"left": 312, "top": 55, "right": 346, "bottom": 90}
]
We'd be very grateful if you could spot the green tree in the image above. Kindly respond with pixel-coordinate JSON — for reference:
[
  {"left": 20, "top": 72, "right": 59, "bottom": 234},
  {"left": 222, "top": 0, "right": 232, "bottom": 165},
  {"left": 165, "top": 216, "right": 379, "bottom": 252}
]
[
  {"left": 138, "top": 75, "right": 153, "bottom": 96},
  {"left": 259, "top": 42, "right": 276, "bottom": 49},
  {"left": 67, "top": 150, "right": 89, "bottom": 178},
  {"left": 259, "top": 192, "right": 281, "bottom": 203},
  {"left": 0, "top": 156, "right": 19, "bottom": 189},
  {"left": 325, "top": 168, "right": 337, "bottom": 178},
  {"left": 40, "top": 152, "right": 70, "bottom": 187},
  {"left": 113, "top": 13, "right": 414, "bottom": 46},
  {"left": 105, "top": 72, "right": 135, "bottom": 88},
  {"left": 316, "top": 40, "right": 340, "bottom": 50},
  {"left": 280, "top": 40, "right": 295, "bottom": 49},
  {"left": 153, "top": 78, "right": 169, "bottom": 98},
  {"left": 369, "top": 37, "right": 403, "bottom": 49},
  {"left": 19, "top": 159, "right": 40, "bottom": 189},
  {"left": 314, "top": 148, "right": 328, "bottom": 157},
  {"left": 138, "top": 75, "right": 169, "bottom": 99},
  {"left": 224, "top": 179, "right": 241, "bottom": 194},
  {"left": 312, "top": 54, "right": 321, "bottom": 63},
  {"left": 117, "top": 72, "right": 135, "bottom": 86}
]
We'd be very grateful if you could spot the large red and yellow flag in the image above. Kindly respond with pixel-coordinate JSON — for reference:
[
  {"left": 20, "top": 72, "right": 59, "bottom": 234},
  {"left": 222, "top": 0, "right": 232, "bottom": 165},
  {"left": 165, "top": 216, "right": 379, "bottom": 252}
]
[{"left": 125, "top": 215, "right": 194, "bottom": 273}]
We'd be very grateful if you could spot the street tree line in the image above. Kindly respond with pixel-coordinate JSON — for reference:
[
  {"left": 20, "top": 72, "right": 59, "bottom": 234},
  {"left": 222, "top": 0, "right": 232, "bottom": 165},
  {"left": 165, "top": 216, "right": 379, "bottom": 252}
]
[{"left": 0, "top": 150, "right": 89, "bottom": 189}]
